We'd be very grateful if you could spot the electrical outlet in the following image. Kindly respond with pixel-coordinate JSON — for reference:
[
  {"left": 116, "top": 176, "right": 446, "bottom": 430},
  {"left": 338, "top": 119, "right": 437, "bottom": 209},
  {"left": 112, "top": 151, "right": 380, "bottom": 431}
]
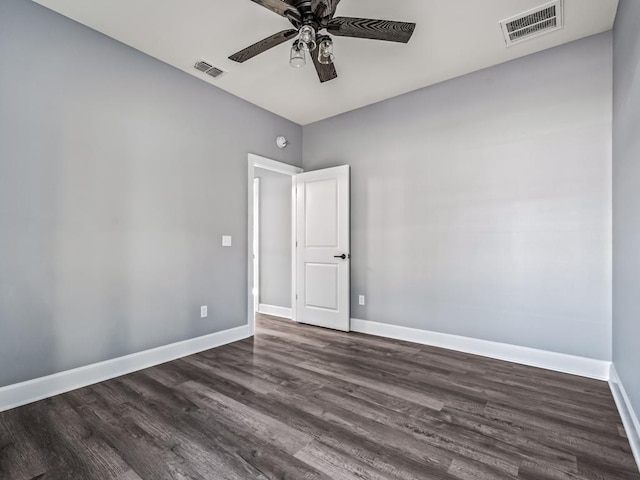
[
  {"left": 201, "top": 305, "right": 208, "bottom": 318},
  {"left": 359, "top": 295, "right": 365, "bottom": 306}
]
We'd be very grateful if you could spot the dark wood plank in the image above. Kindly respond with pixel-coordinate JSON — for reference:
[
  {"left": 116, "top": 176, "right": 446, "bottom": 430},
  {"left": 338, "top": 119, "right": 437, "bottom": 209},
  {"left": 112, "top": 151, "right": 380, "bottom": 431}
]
[{"left": 0, "top": 313, "right": 637, "bottom": 480}]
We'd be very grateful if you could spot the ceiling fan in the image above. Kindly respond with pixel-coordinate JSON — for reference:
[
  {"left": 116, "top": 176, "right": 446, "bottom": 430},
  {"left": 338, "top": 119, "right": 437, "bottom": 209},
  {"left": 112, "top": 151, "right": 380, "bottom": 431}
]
[{"left": 228, "top": 0, "right": 416, "bottom": 83}]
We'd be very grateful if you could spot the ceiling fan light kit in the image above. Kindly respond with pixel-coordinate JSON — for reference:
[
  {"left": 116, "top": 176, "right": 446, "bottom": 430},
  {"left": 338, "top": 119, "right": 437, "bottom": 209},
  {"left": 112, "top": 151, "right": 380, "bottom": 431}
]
[
  {"left": 318, "top": 36, "right": 334, "bottom": 65},
  {"left": 299, "top": 25, "right": 317, "bottom": 53},
  {"left": 290, "top": 41, "right": 306, "bottom": 68},
  {"left": 229, "top": 0, "right": 416, "bottom": 83}
]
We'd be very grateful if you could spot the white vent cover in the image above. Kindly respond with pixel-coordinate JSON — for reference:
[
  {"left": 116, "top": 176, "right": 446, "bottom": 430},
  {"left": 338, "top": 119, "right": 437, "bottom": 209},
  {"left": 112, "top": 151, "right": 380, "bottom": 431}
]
[
  {"left": 500, "top": 0, "right": 564, "bottom": 46},
  {"left": 194, "top": 60, "right": 224, "bottom": 78}
]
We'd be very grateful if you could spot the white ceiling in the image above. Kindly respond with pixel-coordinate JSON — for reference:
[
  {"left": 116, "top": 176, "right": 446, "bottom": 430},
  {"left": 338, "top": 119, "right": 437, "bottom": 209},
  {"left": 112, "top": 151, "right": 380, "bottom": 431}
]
[{"left": 33, "top": 0, "right": 618, "bottom": 125}]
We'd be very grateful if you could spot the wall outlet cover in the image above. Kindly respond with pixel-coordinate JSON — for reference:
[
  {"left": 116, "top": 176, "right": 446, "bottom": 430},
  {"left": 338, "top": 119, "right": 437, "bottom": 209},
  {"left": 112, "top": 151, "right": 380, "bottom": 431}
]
[{"left": 201, "top": 306, "right": 208, "bottom": 318}]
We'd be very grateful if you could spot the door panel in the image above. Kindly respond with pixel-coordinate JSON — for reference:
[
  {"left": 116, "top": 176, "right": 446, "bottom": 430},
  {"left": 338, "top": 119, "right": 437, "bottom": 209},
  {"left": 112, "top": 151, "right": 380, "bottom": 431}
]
[
  {"left": 305, "top": 263, "right": 339, "bottom": 310},
  {"left": 296, "top": 165, "right": 350, "bottom": 331},
  {"left": 305, "top": 179, "right": 339, "bottom": 247}
]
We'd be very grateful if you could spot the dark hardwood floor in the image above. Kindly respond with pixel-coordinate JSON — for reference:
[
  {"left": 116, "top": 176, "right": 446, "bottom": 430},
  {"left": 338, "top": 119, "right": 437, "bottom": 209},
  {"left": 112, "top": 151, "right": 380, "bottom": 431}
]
[{"left": 1, "top": 314, "right": 638, "bottom": 479}]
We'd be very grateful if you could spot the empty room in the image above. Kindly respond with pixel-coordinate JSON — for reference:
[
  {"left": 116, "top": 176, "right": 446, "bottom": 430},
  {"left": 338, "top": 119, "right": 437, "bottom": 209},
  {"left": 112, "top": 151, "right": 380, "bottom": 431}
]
[{"left": 1, "top": 0, "right": 639, "bottom": 478}]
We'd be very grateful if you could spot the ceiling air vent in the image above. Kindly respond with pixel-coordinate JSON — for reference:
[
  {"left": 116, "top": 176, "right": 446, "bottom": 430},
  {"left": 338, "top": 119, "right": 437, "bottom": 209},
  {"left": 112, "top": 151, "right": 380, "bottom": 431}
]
[
  {"left": 194, "top": 60, "right": 225, "bottom": 79},
  {"left": 500, "top": 0, "right": 564, "bottom": 46}
]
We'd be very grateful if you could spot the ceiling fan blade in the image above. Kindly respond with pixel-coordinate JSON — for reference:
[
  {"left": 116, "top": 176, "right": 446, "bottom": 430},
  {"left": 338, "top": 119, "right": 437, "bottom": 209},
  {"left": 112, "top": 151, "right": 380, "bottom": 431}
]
[
  {"left": 328, "top": 17, "right": 416, "bottom": 43},
  {"left": 250, "top": 0, "right": 298, "bottom": 18},
  {"left": 311, "top": 49, "right": 338, "bottom": 83},
  {"left": 229, "top": 29, "right": 299, "bottom": 63}
]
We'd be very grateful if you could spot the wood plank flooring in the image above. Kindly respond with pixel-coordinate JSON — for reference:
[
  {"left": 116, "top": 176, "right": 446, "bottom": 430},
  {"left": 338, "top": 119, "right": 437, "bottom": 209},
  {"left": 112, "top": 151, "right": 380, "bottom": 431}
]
[{"left": 1, "top": 314, "right": 638, "bottom": 479}]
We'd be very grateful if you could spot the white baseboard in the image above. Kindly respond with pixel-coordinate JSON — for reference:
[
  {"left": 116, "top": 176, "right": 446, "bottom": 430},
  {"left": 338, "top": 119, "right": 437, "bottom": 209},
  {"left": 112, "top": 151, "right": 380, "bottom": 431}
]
[
  {"left": 258, "top": 303, "right": 292, "bottom": 319},
  {"left": 350, "top": 318, "right": 611, "bottom": 381},
  {"left": 0, "top": 324, "right": 251, "bottom": 413},
  {"left": 609, "top": 364, "right": 640, "bottom": 471}
]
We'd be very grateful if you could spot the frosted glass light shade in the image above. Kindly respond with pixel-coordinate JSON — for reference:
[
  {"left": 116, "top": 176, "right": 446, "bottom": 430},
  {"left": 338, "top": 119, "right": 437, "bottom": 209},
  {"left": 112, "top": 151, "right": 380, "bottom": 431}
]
[
  {"left": 299, "top": 25, "right": 317, "bottom": 52},
  {"left": 318, "top": 37, "right": 335, "bottom": 65},
  {"left": 290, "top": 41, "right": 306, "bottom": 68}
]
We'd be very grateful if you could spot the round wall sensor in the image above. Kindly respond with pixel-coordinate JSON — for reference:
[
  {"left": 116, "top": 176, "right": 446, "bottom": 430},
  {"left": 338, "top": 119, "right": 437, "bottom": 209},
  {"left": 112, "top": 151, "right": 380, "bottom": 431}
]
[{"left": 276, "top": 136, "right": 288, "bottom": 149}]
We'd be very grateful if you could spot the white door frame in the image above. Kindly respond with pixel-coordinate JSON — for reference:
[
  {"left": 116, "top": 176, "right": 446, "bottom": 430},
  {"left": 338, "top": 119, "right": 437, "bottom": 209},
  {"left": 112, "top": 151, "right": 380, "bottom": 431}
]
[
  {"left": 247, "top": 154, "right": 303, "bottom": 336},
  {"left": 252, "top": 177, "right": 260, "bottom": 317}
]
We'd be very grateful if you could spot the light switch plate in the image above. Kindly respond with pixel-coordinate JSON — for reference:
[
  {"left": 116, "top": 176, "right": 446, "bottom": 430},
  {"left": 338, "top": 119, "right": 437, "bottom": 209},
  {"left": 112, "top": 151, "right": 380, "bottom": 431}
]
[{"left": 222, "top": 235, "right": 232, "bottom": 247}]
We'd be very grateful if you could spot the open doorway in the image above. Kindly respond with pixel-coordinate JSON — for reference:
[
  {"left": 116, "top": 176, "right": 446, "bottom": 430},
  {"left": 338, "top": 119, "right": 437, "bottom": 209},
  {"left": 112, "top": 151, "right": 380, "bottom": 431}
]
[
  {"left": 248, "top": 154, "right": 351, "bottom": 335},
  {"left": 255, "top": 168, "right": 293, "bottom": 318},
  {"left": 247, "top": 154, "right": 302, "bottom": 335}
]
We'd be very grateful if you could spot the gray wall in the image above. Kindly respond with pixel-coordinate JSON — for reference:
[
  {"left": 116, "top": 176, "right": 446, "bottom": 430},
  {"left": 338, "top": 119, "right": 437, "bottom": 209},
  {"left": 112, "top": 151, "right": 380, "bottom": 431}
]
[
  {"left": 613, "top": 0, "right": 640, "bottom": 423},
  {"left": 254, "top": 168, "right": 292, "bottom": 309},
  {"left": 303, "top": 33, "right": 613, "bottom": 360},
  {"left": 0, "top": 0, "right": 302, "bottom": 387}
]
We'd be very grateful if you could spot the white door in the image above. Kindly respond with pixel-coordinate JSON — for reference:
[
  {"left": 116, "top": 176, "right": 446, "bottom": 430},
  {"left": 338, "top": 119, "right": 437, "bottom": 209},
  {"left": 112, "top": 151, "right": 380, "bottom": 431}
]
[{"left": 295, "top": 165, "right": 350, "bottom": 331}]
